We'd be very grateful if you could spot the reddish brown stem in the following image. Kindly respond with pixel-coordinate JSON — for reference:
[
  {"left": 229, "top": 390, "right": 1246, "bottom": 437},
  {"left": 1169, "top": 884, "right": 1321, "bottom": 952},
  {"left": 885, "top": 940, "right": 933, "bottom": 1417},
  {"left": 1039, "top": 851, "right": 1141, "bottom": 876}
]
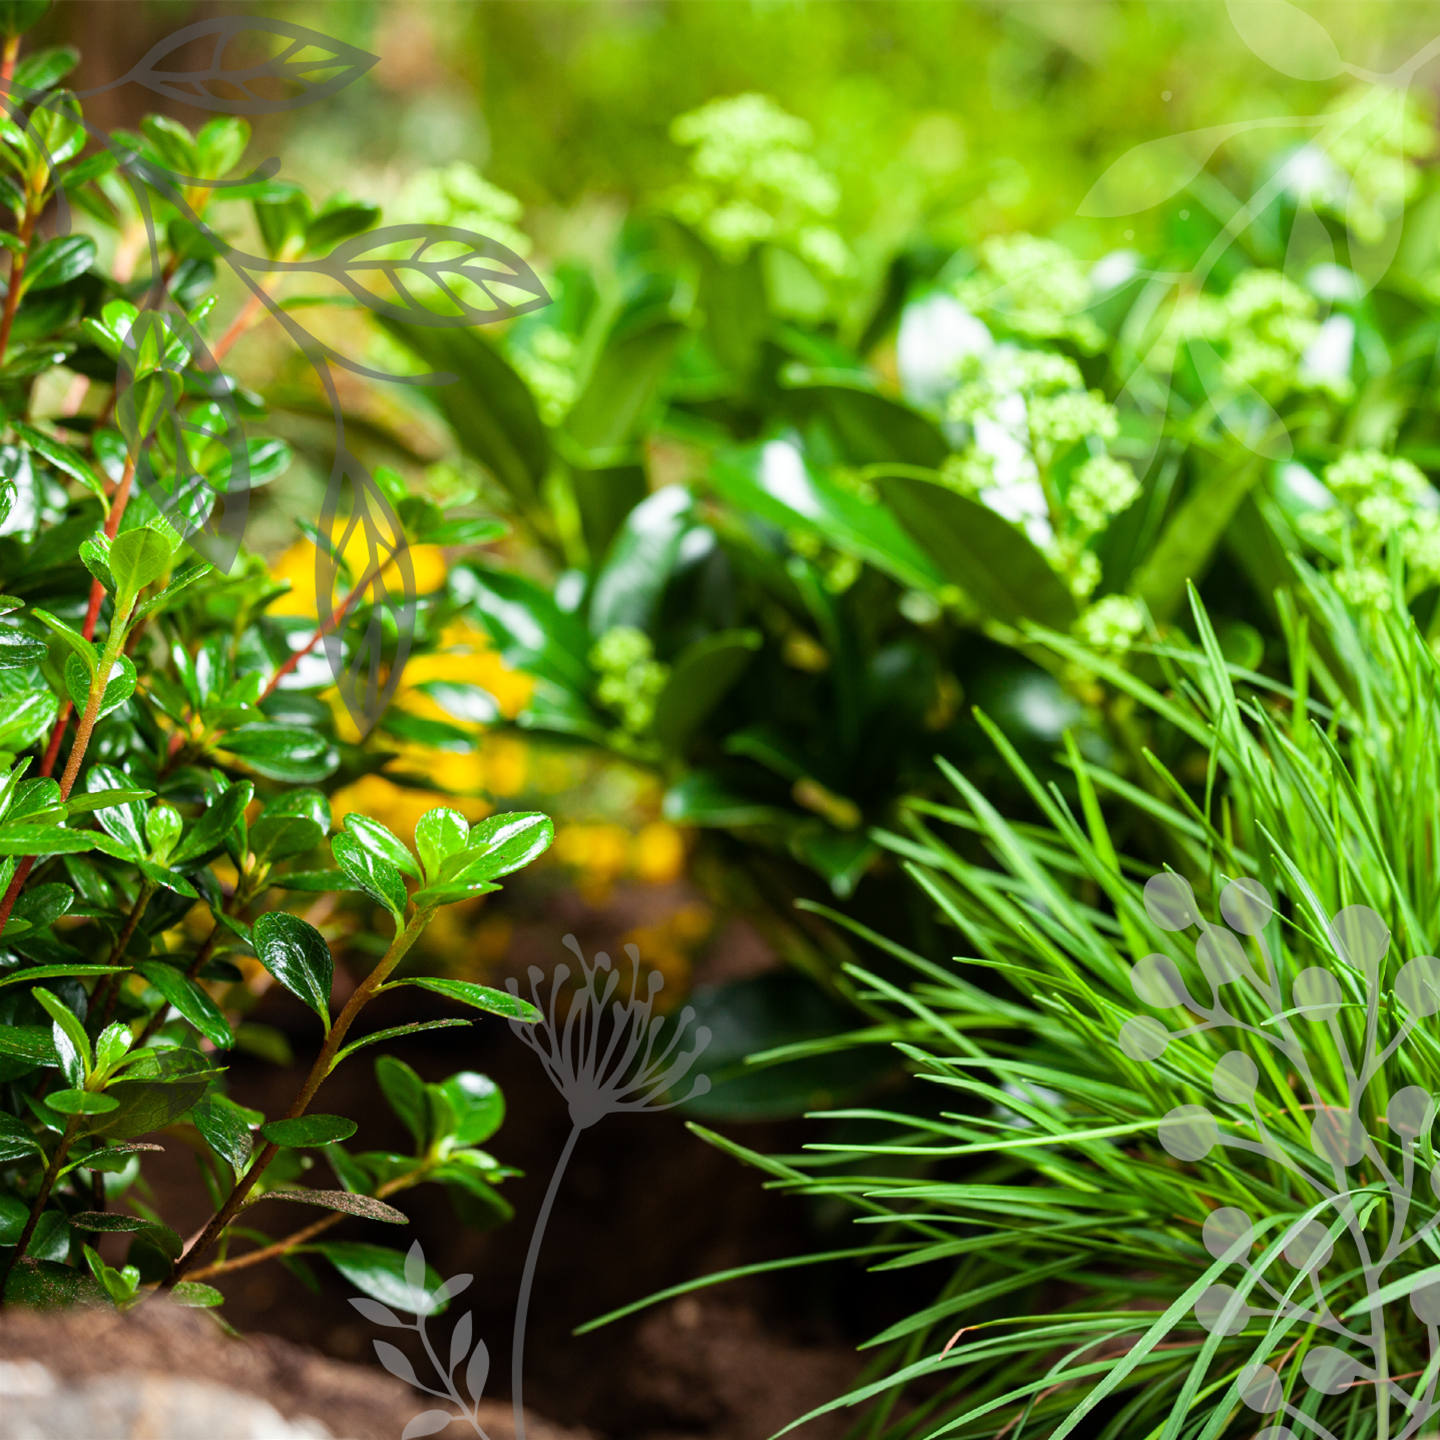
[
  {"left": 0, "top": 205, "right": 36, "bottom": 370},
  {"left": 186, "top": 1171, "right": 416, "bottom": 1283},
  {"left": 167, "top": 909, "right": 431, "bottom": 1284},
  {"left": 0, "top": 453, "right": 142, "bottom": 935},
  {"left": 0, "top": 1115, "right": 79, "bottom": 1303},
  {"left": 1, "top": 34, "right": 21, "bottom": 90},
  {"left": 206, "top": 287, "right": 271, "bottom": 367},
  {"left": 259, "top": 556, "right": 391, "bottom": 703}
]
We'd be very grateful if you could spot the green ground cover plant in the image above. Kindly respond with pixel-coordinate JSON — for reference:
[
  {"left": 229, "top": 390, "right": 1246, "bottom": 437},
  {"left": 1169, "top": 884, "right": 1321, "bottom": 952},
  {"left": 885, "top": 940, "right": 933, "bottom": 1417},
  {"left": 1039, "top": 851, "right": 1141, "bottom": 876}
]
[
  {"left": 0, "top": 5, "right": 556, "bottom": 1313},
  {"left": 612, "top": 571, "right": 1440, "bottom": 1438}
]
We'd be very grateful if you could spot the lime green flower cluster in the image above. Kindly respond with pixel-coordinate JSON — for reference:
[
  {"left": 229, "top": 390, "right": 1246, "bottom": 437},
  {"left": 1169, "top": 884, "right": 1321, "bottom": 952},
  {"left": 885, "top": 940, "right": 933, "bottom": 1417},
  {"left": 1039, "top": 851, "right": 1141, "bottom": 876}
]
[
  {"left": 954, "top": 235, "right": 1103, "bottom": 351},
  {"left": 1165, "top": 270, "right": 1321, "bottom": 391},
  {"left": 1075, "top": 592, "right": 1147, "bottom": 651},
  {"left": 945, "top": 348, "right": 1132, "bottom": 600},
  {"left": 667, "top": 93, "right": 850, "bottom": 280},
  {"left": 591, "top": 627, "right": 671, "bottom": 734},
  {"left": 1303, "top": 450, "right": 1440, "bottom": 608},
  {"left": 393, "top": 161, "right": 532, "bottom": 256},
  {"left": 1324, "top": 85, "right": 1433, "bottom": 246}
]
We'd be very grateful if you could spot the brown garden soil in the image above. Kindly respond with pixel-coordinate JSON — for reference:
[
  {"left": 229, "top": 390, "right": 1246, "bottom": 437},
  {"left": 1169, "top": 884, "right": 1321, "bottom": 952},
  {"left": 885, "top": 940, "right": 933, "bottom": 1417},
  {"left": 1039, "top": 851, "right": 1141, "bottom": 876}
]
[{"left": 3, "top": 886, "right": 934, "bottom": 1439}]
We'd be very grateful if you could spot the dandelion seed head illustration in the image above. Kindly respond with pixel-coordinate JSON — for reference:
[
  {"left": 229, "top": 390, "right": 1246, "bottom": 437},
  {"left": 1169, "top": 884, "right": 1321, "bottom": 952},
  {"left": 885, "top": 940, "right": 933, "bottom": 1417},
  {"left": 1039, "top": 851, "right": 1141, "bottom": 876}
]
[{"left": 508, "top": 935, "right": 710, "bottom": 1128}]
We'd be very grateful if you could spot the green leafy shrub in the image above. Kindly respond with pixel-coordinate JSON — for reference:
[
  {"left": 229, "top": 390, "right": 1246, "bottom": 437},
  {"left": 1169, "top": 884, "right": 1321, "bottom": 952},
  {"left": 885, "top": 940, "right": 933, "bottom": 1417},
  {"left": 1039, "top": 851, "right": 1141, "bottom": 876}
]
[
  {"left": 370, "top": 86, "right": 1440, "bottom": 999},
  {"left": 0, "top": 9, "right": 555, "bottom": 1312}
]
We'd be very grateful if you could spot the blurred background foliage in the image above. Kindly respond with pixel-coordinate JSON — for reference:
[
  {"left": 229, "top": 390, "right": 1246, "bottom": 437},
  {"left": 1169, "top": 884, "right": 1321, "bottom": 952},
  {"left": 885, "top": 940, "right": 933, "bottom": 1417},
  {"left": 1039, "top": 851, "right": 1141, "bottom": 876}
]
[{"left": 53, "top": 0, "right": 1440, "bottom": 1119}]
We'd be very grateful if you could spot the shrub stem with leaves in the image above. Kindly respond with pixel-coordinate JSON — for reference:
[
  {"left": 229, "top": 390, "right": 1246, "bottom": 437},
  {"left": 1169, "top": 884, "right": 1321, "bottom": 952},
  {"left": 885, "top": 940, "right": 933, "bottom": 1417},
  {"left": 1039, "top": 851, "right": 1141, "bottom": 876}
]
[{"left": 0, "top": 5, "right": 557, "bottom": 1315}]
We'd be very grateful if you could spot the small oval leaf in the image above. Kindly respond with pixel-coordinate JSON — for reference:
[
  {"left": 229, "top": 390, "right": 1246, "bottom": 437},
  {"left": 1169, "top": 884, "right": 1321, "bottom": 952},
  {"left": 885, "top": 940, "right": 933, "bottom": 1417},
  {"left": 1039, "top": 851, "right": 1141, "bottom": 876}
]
[{"left": 260, "top": 1114, "right": 357, "bottom": 1147}]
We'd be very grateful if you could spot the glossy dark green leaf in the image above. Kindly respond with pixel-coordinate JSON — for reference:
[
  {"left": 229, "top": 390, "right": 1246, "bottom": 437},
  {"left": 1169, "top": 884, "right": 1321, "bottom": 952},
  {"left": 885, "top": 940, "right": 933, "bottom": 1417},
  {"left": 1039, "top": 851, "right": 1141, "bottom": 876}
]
[
  {"left": 25, "top": 234, "right": 96, "bottom": 292},
  {"left": 652, "top": 629, "right": 762, "bottom": 753},
  {"left": 712, "top": 444, "right": 943, "bottom": 592},
  {"left": 11, "top": 881, "right": 72, "bottom": 930},
  {"left": 0, "top": 1109, "right": 42, "bottom": 1160},
  {"left": 0, "top": 625, "right": 46, "bottom": 667},
  {"left": 876, "top": 471, "right": 1078, "bottom": 628},
  {"left": 170, "top": 780, "right": 253, "bottom": 865},
  {"left": 0, "top": 963, "right": 124, "bottom": 991},
  {"left": 390, "top": 976, "right": 540, "bottom": 1023},
  {"left": 251, "top": 911, "right": 334, "bottom": 1023},
  {"left": 588, "top": 484, "right": 692, "bottom": 636},
  {"left": 437, "top": 1071, "right": 504, "bottom": 1147},
  {"left": 12, "top": 421, "right": 105, "bottom": 502},
  {"left": 311, "top": 1240, "right": 448, "bottom": 1315},
  {"left": 86, "top": 1050, "right": 216, "bottom": 1139},
  {"left": 85, "top": 764, "right": 145, "bottom": 855},
  {"left": 33, "top": 986, "right": 88, "bottom": 1085},
  {"left": 331, "top": 830, "right": 408, "bottom": 920},
  {"left": 0, "top": 1023, "right": 60, "bottom": 1069},
  {"left": 192, "top": 1094, "right": 254, "bottom": 1175},
  {"left": 136, "top": 961, "right": 233, "bottom": 1048},
  {"left": 260, "top": 1113, "right": 357, "bottom": 1147},
  {"left": 249, "top": 788, "right": 329, "bottom": 861},
  {"left": 135, "top": 860, "right": 198, "bottom": 898},
  {"left": 0, "top": 823, "right": 130, "bottom": 858},
  {"left": 375, "top": 1054, "right": 428, "bottom": 1147},
  {"left": 222, "top": 724, "right": 338, "bottom": 783},
  {"left": 343, "top": 812, "right": 419, "bottom": 879}
]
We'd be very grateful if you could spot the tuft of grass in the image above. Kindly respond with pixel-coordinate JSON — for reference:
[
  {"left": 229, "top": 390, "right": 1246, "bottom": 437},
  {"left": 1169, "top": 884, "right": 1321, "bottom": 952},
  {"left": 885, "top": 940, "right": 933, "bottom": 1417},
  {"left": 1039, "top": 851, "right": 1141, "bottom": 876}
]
[{"left": 707, "top": 572, "right": 1440, "bottom": 1440}]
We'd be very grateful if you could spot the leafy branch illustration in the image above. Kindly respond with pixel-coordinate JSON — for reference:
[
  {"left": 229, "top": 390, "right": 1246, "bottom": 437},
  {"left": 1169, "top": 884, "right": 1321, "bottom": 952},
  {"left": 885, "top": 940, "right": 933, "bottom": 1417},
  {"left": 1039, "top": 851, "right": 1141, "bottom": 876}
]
[
  {"left": 502, "top": 937, "right": 711, "bottom": 1440},
  {"left": 4, "top": 16, "right": 550, "bottom": 734},
  {"left": 1123, "top": 872, "right": 1440, "bottom": 1440},
  {"left": 349, "top": 1239, "right": 494, "bottom": 1440}
]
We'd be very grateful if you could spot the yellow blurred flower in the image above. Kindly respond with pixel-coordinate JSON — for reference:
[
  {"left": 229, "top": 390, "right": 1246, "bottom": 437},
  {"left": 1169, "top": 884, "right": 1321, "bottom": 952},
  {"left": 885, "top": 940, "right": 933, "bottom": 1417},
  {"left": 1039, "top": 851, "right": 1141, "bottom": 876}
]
[
  {"left": 634, "top": 821, "right": 686, "bottom": 884},
  {"left": 552, "top": 822, "right": 632, "bottom": 901},
  {"left": 483, "top": 734, "right": 528, "bottom": 795},
  {"left": 267, "top": 535, "right": 448, "bottom": 620},
  {"left": 394, "top": 620, "right": 533, "bottom": 723}
]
